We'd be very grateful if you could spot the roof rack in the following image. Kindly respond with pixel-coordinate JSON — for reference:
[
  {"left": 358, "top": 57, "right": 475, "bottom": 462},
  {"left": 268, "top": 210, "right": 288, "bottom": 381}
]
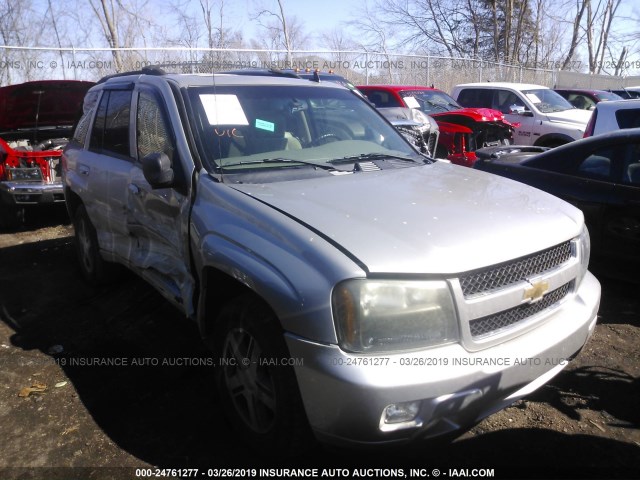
[
  {"left": 220, "top": 68, "right": 301, "bottom": 79},
  {"left": 96, "top": 66, "right": 166, "bottom": 84}
]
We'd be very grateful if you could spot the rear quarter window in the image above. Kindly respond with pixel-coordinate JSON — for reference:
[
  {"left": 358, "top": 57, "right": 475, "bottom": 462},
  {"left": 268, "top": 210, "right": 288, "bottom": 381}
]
[{"left": 615, "top": 109, "right": 640, "bottom": 129}]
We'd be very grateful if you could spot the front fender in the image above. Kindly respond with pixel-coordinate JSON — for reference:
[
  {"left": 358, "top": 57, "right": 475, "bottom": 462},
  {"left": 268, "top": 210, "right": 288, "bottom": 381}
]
[{"left": 190, "top": 174, "right": 364, "bottom": 344}]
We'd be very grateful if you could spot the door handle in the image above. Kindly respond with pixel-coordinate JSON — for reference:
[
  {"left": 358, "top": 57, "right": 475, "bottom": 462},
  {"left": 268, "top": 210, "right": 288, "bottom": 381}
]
[
  {"left": 78, "top": 164, "right": 90, "bottom": 176},
  {"left": 128, "top": 183, "right": 142, "bottom": 196}
]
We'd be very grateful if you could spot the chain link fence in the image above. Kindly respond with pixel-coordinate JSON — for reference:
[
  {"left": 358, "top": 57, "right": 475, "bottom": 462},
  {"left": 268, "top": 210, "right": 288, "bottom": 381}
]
[{"left": 1, "top": 46, "right": 638, "bottom": 91}]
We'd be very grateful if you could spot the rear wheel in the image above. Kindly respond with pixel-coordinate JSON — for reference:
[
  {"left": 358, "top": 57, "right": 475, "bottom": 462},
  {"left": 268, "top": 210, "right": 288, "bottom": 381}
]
[
  {"left": 73, "top": 204, "right": 119, "bottom": 285},
  {"left": 213, "top": 295, "right": 311, "bottom": 456}
]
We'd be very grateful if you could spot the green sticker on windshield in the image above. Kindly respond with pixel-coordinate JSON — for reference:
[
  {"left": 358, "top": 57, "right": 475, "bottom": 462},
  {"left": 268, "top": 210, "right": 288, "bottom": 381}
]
[{"left": 255, "top": 118, "right": 275, "bottom": 132}]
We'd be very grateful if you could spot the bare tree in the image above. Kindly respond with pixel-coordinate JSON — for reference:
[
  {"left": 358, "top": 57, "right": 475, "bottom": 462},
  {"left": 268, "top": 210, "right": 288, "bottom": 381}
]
[
  {"left": 252, "top": 0, "right": 309, "bottom": 65},
  {"left": 0, "top": 0, "right": 49, "bottom": 83},
  {"left": 347, "top": 2, "right": 400, "bottom": 82},
  {"left": 169, "top": 0, "right": 204, "bottom": 66},
  {"left": 560, "top": 0, "right": 588, "bottom": 70},
  {"left": 558, "top": 0, "right": 624, "bottom": 73},
  {"left": 88, "top": 0, "right": 124, "bottom": 71},
  {"left": 319, "top": 27, "right": 359, "bottom": 72},
  {"left": 587, "top": 0, "right": 623, "bottom": 74},
  {"left": 46, "top": 0, "right": 68, "bottom": 79},
  {"left": 524, "top": 0, "right": 565, "bottom": 68},
  {"left": 373, "top": 0, "right": 467, "bottom": 57}
]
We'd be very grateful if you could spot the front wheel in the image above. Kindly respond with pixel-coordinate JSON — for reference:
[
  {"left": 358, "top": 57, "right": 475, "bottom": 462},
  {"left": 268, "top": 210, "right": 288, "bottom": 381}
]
[{"left": 213, "top": 295, "right": 311, "bottom": 456}]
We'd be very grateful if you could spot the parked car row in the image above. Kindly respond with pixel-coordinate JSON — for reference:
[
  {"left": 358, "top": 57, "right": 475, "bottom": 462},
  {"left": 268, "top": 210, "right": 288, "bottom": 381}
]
[
  {"left": 607, "top": 87, "right": 640, "bottom": 99},
  {"left": 358, "top": 84, "right": 516, "bottom": 167},
  {"left": 4, "top": 73, "right": 635, "bottom": 230},
  {"left": 554, "top": 88, "right": 622, "bottom": 110}
]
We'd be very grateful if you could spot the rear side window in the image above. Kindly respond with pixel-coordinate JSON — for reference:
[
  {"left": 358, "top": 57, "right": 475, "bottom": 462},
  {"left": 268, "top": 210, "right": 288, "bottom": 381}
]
[
  {"left": 532, "top": 145, "right": 616, "bottom": 181},
  {"left": 456, "top": 89, "right": 493, "bottom": 108},
  {"left": 89, "top": 90, "right": 133, "bottom": 158},
  {"left": 615, "top": 109, "right": 640, "bottom": 129},
  {"left": 577, "top": 148, "right": 614, "bottom": 180}
]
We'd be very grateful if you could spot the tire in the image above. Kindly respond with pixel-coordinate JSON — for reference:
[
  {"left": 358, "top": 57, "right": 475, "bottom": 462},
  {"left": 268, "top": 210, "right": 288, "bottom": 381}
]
[
  {"left": 213, "top": 295, "right": 312, "bottom": 456},
  {"left": 73, "top": 204, "right": 119, "bottom": 285},
  {"left": 0, "top": 204, "right": 24, "bottom": 230}
]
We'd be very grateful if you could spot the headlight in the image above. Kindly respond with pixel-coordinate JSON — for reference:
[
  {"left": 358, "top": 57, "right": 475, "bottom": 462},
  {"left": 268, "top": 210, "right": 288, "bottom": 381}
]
[
  {"left": 577, "top": 226, "right": 591, "bottom": 287},
  {"left": 332, "top": 279, "right": 459, "bottom": 353},
  {"left": 6, "top": 167, "right": 42, "bottom": 181}
]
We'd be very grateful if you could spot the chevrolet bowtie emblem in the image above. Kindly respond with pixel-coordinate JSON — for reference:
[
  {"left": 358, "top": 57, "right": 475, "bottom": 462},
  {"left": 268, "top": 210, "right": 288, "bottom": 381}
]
[{"left": 523, "top": 280, "right": 549, "bottom": 303}]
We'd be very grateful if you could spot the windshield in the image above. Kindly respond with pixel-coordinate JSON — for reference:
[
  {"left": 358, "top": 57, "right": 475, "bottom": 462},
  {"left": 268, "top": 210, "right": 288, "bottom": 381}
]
[
  {"left": 188, "top": 85, "right": 423, "bottom": 176},
  {"left": 523, "top": 89, "right": 574, "bottom": 113},
  {"left": 399, "top": 90, "right": 461, "bottom": 114}
]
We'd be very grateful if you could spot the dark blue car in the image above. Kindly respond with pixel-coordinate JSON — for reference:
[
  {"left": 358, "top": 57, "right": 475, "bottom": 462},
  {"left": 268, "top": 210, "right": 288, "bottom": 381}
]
[{"left": 474, "top": 129, "right": 640, "bottom": 280}]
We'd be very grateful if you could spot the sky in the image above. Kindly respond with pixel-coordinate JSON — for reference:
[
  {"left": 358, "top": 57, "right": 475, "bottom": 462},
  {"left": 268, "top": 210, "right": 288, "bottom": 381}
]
[{"left": 220, "top": 0, "right": 359, "bottom": 49}]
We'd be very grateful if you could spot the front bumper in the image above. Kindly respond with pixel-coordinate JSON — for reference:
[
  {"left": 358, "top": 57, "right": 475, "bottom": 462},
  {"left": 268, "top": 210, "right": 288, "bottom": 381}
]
[
  {"left": 286, "top": 271, "right": 600, "bottom": 446},
  {"left": 0, "top": 181, "right": 65, "bottom": 205}
]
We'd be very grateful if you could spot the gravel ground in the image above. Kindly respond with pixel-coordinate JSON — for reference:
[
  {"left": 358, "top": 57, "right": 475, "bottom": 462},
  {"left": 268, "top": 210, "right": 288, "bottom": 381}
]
[{"left": 0, "top": 214, "right": 638, "bottom": 480}]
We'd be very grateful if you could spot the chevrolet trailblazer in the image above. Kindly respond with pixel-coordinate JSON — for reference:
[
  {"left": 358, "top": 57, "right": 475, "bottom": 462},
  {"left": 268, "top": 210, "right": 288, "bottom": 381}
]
[{"left": 62, "top": 69, "right": 600, "bottom": 452}]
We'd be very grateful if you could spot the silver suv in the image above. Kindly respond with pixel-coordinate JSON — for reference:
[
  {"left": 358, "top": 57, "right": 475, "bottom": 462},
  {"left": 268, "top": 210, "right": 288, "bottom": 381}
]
[{"left": 62, "top": 69, "right": 600, "bottom": 451}]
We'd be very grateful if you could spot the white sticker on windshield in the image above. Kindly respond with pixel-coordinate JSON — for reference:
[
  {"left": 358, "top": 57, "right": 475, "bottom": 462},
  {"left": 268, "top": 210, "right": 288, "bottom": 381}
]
[
  {"left": 525, "top": 93, "right": 541, "bottom": 104},
  {"left": 200, "top": 94, "right": 249, "bottom": 125},
  {"left": 403, "top": 96, "right": 420, "bottom": 109}
]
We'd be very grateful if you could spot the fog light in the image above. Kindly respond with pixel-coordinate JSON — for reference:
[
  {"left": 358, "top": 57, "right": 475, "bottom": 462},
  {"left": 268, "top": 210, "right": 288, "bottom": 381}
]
[{"left": 379, "top": 401, "right": 422, "bottom": 432}]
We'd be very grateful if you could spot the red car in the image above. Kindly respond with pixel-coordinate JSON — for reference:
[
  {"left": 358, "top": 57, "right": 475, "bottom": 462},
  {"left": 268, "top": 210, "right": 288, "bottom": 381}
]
[
  {"left": 358, "top": 85, "right": 516, "bottom": 167},
  {"left": 0, "top": 80, "right": 94, "bottom": 228}
]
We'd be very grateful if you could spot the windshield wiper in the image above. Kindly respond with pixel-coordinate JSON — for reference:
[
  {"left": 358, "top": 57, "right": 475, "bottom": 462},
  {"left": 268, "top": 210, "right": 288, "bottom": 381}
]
[
  {"left": 222, "top": 157, "right": 340, "bottom": 171},
  {"left": 423, "top": 100, "right": 450, "bottom": 112},
  {"left": 330, "top": 153, "right": 422, "bottom": 164}
]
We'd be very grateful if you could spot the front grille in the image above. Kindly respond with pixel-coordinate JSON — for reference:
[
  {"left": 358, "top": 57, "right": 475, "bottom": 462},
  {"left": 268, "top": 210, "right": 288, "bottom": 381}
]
[
  {"left": 469, "top": 282, "right": 571, "bottom": 338},
  {"left": 460, "top": 241, "right": 572, "bottom": 297}
]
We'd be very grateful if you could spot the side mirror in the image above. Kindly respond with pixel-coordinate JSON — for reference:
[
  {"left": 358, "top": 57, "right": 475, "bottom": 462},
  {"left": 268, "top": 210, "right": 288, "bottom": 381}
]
[
  {"left": 142, "top": 152, "right": 174, "bottom": 188},
  {"left": 509, "top": 105, "right": 533, "bottom": 117}
]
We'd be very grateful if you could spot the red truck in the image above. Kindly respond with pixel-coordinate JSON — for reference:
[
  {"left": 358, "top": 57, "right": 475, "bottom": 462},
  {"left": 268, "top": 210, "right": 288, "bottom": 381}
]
[
  {"left": 0, "top": 80, "right": 94, "bottom": 228},
  {"left": 358, "top": 84, "right": 516, "bottom": 167}
]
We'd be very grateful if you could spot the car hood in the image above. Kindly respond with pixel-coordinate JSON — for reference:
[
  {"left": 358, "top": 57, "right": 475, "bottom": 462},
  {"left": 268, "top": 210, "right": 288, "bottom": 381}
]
[
  {"left": 0, "top": 80, "right": 94, "bottom": 131},
  {"left": 544, "top": 108, "right": 592, "bottom": 126},
  {"left": 231, "top": 162, "right": 583, "bottom": 274},
  {"left": 432, "top": 107, "right": 514, "bottom": 125}
]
